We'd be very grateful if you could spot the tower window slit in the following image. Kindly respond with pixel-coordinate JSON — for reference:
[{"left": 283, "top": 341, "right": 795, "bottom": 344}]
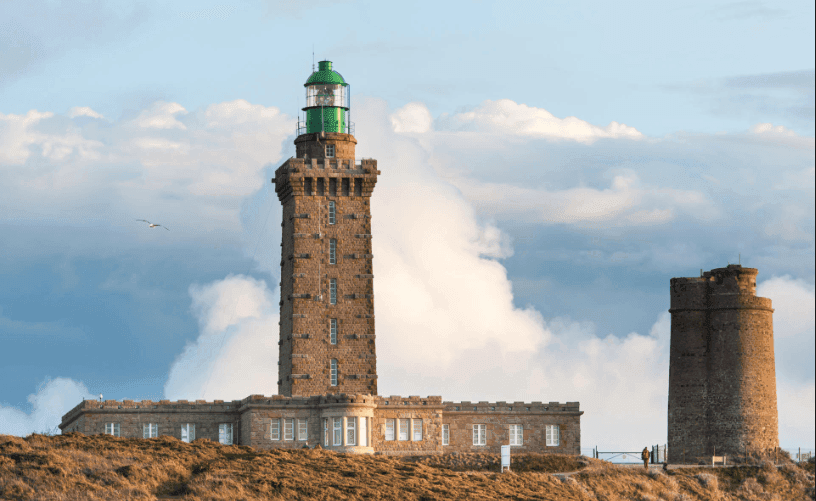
[
  {"left": 330, "top": 278, "right": 337, "bottom": 304},
  {"left": 329, "top": 239, "right": 336, "bottom": 264},
  {"left": 330, "top": 318, "right": 337, "bottom": 345},
  {"left": 328, "top": 201, "right": 336, "bottom": 224}
]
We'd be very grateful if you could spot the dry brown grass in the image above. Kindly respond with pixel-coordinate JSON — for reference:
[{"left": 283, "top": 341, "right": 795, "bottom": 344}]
[{"left": 1, "top": 433, "right": 813, "bottom": 501}]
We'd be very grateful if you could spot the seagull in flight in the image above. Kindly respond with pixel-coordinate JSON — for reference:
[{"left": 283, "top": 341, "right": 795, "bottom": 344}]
[{"left": 136, "top": 219, "right": 170, "bottom": 231}]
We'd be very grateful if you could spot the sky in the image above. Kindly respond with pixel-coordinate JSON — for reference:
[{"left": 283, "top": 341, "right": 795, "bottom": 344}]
[{"left": 0, "top": 0, "right": 813, "bottom": 453}]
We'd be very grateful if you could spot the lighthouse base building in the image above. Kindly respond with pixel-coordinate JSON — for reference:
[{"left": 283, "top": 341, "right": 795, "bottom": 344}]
[{"left": 60, "top": 61, "right": 583, "bottom": 456}]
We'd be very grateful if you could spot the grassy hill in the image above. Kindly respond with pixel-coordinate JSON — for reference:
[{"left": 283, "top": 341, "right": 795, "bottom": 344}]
[{"left": 1, "top": 433, "right": 813, "bottom": 500}]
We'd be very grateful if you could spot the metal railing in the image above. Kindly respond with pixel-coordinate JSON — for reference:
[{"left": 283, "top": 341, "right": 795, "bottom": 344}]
[{"left": 296, "top": 121, "right": 355, "bottom": 136}]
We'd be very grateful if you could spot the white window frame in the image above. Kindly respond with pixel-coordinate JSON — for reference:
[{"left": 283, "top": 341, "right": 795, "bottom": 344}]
[
  {"left": 328, "top": 201, "right": 336, "bottom": 225},
  {"left": 442, "top": 424, "right": 449, "bottom": 446},
  {"left": 143, "top": 423, "right": 158, "bottom": 438},
  {"left": 326, "top": 144, "right": 335, "bottom": 158},
  {"left": 385, "top": 419, "right": 395, "bottom": 441},
  {"left": 284, "top": 418, "right": 294, "bottom": 441},
  {"left": 346, "top": 417, "right": 356, "bottom": 446},
  {"left": 270, "top": 418, "right": 280, "bottom": 440},
  {"left": 413, "top": 419, "right": 423, "bottom": 441},
  {"left": 473, "top": 424, "right": 486, "bottom": 446},
  {"left": 181, "top": 423, "right": 195, "bottom": 443},
  {"left": 329, "top": 278, "right": 337, "bottom": 305},
  {"left": 333, "top": 418, "right": 342, "bottom": 446},
  {"left": 329, "top": 239, "right": 336, "bottom": 265},
  {"left": 106, "top": 423, "right": 120, "bottom": 437},
  {"left": 398, "top": 419, "right": 409, "bottom": 441},
  {"left": 509, "top": 424, "right": 523, "bottom": 446},
  {"left": 330, "top": 318, "right": 337, "bottom": 345},
  {"left": 219, "top": 423, "right": 233, "bottom": 445},
  {"left": 298, "top": 419, "right": 308, "bottom": 441},
  {"left": 323, "top": 418, "right": 329, "bottom": 446},
  {"left": 330, "top": 359, "right": 338, "bottom": 386},
  {"left": 359, "top": 417, "right": 367, "bottom": 446},
  {"left": 546, "top": 424, "right": 560, "bottom": 446}
]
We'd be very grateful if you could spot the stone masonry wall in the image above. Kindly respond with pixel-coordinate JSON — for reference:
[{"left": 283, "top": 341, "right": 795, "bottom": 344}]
[
  {"left": 371, "top": 396, "right": 444, "bottom": 455},
  {"left": 441, "top": 401, "right": 582, "bottom": 455}
]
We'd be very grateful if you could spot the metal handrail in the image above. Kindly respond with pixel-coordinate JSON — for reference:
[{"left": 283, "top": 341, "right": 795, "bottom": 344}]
[{"left": 296, "top": 121, "right": 355, "bottom": 136}]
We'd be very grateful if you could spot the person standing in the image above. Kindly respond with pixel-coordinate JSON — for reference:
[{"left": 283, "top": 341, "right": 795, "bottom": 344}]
[{"left": 642, "top": 447, "right": 650, "bottom": 469}]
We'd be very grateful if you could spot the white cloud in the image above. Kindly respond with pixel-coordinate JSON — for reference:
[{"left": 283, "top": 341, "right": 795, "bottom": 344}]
[
  {"left": 0, "top": 378, "right": 95, "bottom": 436},
  {"left": 163, "top": 275, "right": 279, "bottom": 401},
  {"left": 750, "top": 122, "right": 798, "bottom": 137},
  {"left": 433, "top": 99, "right": 643, "bottom": 143},
  {"left": 130, "top": 101, "right": 188, "bottom": 130},
  {"left": 67, "top": 106, "right": 105, "bottom": 119},
  {"left": 390, "top": 102, "right": 433, "bottom": 134}
]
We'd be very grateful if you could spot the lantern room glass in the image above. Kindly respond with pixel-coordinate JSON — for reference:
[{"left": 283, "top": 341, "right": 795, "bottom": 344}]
[{"left": 306, "top": 84, "right": 349, "bottom": 109}]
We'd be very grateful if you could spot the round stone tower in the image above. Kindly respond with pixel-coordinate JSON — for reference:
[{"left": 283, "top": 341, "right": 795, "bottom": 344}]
[{"left": 668, "top": 265, "right": 777, "bottom": 463}]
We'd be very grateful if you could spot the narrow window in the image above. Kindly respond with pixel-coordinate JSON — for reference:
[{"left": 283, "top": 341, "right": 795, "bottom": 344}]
[
  {"left": 317, "top": 178, "right": 325, "bottom": 196},
  {"left": 329, "top": 179, "right": 337, "bottom": 197},
  {"left": 326, "top": 144, "right": 335, "bottom": 158},
  {"left": 329, "top": 239, "right": 336, "bottom": 265},
  {"left": 298, "top": 419, "right": 308, "bottom": 441},
  {"left": 398, "top": 419, "right": 409, "bottom": 441},
  {"left": 323, "top": 418, "right": 329, "bottom": 446},
  {"left": 359, "top": 417, "right": 367, "bottom": 447},
  {"left": 328, "top": 201, "right": 336, "bottom": 224},
  {"left": 143, "top": 423, "right": 158, "bottom": 438},
  {"left": 473, "top": 424, "right": 486, "bottom": 446},
  {"left": 219, "top": 423, "right": 233, "bottom": 445},
  {"left": 330, "top": 359, "right": 338, "bottom": 386},
  {"left": 354, "top": 178, "right": 362, "bottom": 197},
  {"left": 385, "top": 419, "right": 395, "bottom": 441},
  {"left": 413, "top": 419, "right": 423, "bottom": 441},
  {"left": 329, "top": 278, "right": 337, "bottom": 305},
  {"left": 304, "top": 178, "right": 313, "bottom": 196},
  {"left": 342, "top": 178, "right": 350, "bottom": 196},
  {"left": 106, "top": 423, "right": 120, "bottom": 437},
  {"left": 284, "top": 418, "right": 294, "bottom": 440},
  {"left": 181, "top": 423, "right": 195, "bottom": 443},
  {"left": 270, "top": 418, "right": 280, "bottom": 440},
  {"left": 509, "top": 424, "right": 523, "bottom": 446},
  {"left": 546, "top": 425, "right": 560, "bottom": 446},
  {"left": 333, "top": 418, "right": 342, "bottom": 446},
  {"left": 330, "top": 318, "right": 337, "bottom": 345},
  {"left": 442, "top": 424, "right": 449, "bottom": 446},
  {"left": 346, "top": 417, "right": 356, "bottom": 446}
]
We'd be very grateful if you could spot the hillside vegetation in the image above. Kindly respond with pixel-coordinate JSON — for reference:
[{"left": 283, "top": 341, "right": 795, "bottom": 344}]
[{"left": 1, "top": 433, "right": 813, "bottom": 500}]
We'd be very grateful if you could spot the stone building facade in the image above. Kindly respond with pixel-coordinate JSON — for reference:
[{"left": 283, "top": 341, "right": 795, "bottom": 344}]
[
  {"left": 59, "top": 61, "right": 583, "bottom": 455},
  {"left": 668, "top": 264, "right": 778, "bottom": 463}
]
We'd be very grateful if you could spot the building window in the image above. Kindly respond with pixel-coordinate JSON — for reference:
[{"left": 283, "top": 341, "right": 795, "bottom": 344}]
[
  {"left": 385, "top": 419, "right": 395, "bottom": 441},
  {"left": 333, "top": 418, "right": 342, "bottom": 446},
  {"left": 359, "top": 417, "right": 367, "bottom": 447},
  {"left": 413, "top": 419, "right": 423, "bottom": 441},
  {"left": 181, "top": 423, "right": 195, "bottom": 443},
  {"left": 143, "top": 423, "right": 158, "bottom": 438},
  {"left": 317, "top": 178, "right": 325, "bottom": 196},
  {"left": 329, "top": 239, "right": 336, "bottom": 265},
  {"left": 219, "top": 423, "right": 233, "bottom": 445},
  {"left": 442, "top": 424, "right": 449, "bottom": 446},
  {"left": 354, "top": 178, "right": 362, "bottom": 196},
  {"left": 270, "top": 419, "right": 280, "bottom": 440},
  {"left": 284, "top": 418, "right": 294, "bottom": 441},
  {"left": 305, "top": 178, "right": 313, "bottom": 196},
  {"left": 346, "top": 417, "right": 356, "bottom": 446},
  {"left": 298, "top": 419, "right": 308, "bottom": 441},
  {"left": 326, "top": 144, "right": 335, "bottom": 158},
  {"left": 328, "top": 201, "right": 336, "bottom": 224},
  {"left": 330, "top": 319, "right": 337, "bottom": 345},
  {"left": 546, "top": 425, "right": 560, "bottom": 446},
  {"left": 398, "top": 419, "right": 409, "bottom": 441},
  {"left": 342, "top": 178, "right": 350, "bottom": 196},
  {"left": 105, "top": 423, "right": 120, "bottom": 437},
  {"left": 329, "top": 278, "right": 337, "bottom": 304},
  {"left": 323, "top": 418, "right": 329, "bottom": 446},
  {"left": 330, "top": 359, "right": 338, "bottom": 386},
  {"left": 329, "top": 179, "right": 337, "bottom": 197},
  {"left": 509, "top": 424, "right": 523, "bottom": 446},
  {"left": 473, "top": 424, "right": 486, "bottom": 446}
]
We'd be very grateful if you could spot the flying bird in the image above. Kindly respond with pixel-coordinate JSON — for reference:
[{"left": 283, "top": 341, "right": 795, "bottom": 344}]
[{"left": 136, "top": 219, "right": 170, "bottom": 231}]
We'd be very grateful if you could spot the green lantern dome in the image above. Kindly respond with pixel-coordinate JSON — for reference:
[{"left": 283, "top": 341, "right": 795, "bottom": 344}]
[{"left": 300, "top": 60, "right": 352, "bottom": 135}]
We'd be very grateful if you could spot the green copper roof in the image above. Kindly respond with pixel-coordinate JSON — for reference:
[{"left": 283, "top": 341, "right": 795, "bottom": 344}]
[{"left": 304, "top": 60, "right": 347, "bottom": 86}]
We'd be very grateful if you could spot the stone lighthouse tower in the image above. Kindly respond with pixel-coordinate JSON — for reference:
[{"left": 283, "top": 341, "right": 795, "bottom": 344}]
[
  {"left": 272, "top": 61, "right": 380, "bottom": 398},
  {"left": 668, "top": 264, "right": 778, "bottom": 463}
]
